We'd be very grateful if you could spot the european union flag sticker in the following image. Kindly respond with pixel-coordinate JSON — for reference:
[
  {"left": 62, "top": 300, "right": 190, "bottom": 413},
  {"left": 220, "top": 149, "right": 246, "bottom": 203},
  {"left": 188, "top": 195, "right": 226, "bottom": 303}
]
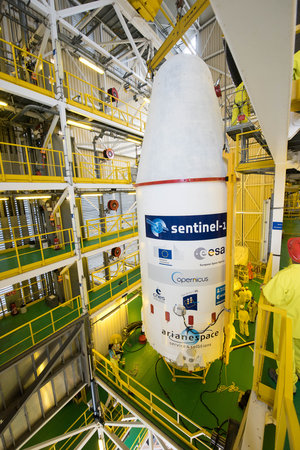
[{"left": 158, "top": 249, "right": 172, "bottom": 259}]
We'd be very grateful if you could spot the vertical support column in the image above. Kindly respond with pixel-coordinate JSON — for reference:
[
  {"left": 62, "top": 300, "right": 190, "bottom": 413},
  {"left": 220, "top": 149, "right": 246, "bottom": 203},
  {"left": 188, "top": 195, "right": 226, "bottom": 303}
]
[
  {"left": 49, "top": 0, "right": 88, "bottom": 313},
  {"left": 270, "top": 161, "right": 286, "bottom": 276}
]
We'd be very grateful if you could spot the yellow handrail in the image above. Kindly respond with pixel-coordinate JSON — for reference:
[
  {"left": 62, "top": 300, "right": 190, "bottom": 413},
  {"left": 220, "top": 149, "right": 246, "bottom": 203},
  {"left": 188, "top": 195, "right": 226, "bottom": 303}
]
[
  {"left": 93, "top": 350, "right": 211, "bottom": 449},
  {"left": 0, "top": 227, "right": 75, "bottom": 280},
  {"left": 0, "top": 142, "right": 65, "bottom": 182},
  {"left": 72, "top": 151, "right": 132, "bottom": 184},
  {"left": 0, "top": 296, "right": 81, "bottom": 366},
  {"left": 0, "top": 38, "right": 148, "bottom": 133},
  {"left": 90, "top": 251, "right": 139, "bottom": 288},
  {"left": 251, "top": 255, "right": 300, "bottom": 449},
  {"left": 65, "top": 71, "right": 147, "bottom": 133},
  {"left": 0, "top": 37, "right": 55, "bottom": 96}
]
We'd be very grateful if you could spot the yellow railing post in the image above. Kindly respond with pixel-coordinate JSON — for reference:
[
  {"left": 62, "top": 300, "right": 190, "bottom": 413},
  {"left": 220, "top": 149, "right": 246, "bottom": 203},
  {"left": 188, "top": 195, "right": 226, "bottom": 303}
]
[
  {"left": 38, "top": 233, "right": 45, "bottom": 264},
  {"left": 29, "top": 322, "right": 34, "bottom": 345},
  {"left": 24, "top": 146, "right": 32, "bottom": 180},
  {"left": 12, "top": 45, "right": 18, "bottom": 79},
  {"left": 0, "top": 152, "right": 5, "bottom": 181},
  {"left": 50, "top": 310, "right": 55, "bottom": 333}
]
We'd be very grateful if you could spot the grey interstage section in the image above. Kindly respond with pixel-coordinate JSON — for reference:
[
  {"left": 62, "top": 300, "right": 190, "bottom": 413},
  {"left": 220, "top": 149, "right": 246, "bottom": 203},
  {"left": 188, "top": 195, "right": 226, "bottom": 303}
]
[{"left": 0, "top": 319, "right": 89, "bottom": 450}]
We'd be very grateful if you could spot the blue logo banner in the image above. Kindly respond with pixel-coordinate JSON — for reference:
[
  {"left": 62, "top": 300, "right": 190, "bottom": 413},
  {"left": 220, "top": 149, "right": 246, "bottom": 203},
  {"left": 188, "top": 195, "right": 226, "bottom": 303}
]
[{"left": 145, "top": 213, "right": 227, "bottom": 241}]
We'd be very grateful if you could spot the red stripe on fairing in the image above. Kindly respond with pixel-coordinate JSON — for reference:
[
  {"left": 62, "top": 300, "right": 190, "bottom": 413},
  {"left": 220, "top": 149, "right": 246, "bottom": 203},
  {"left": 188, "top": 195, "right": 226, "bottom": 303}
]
[{"left": 134, "top": 177, "right": 226, "bottom": 187}]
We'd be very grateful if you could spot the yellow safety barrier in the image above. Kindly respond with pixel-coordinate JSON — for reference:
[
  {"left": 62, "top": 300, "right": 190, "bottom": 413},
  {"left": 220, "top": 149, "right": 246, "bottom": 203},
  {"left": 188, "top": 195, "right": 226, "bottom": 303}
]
[
  {"left": 284, "top": 191, "right": 300, "bottom": 218},
  {"left": 241, "top": 255, "right": 300, "bottom": 449},
  {"left": 235, "top": 129, "right": 274, "bottom": 171},
  {"left": 48, "top": 408, "right": 94, "bottom": 450},
  {"left": 0, "top": 227, "right": 74, "bottom": 280},
  {"left": 0, "top": 142, "right": 65, "bottom": 182},
  {"left": 73, "top": 151, "right": 132, "bottom": 184},
  {"left": 0, "top": 38, "right": 55, "bottom": 96},
  {"left": 81, "top": 212, "right": 137, "bottom": 252},
  {"left": 88, "top": 252, "right": 141, "bottom": 314},
  {"left": 91, "top": 251, "right": 140, "bottom": 287},
  {"left": 0, "top": 296, "right": 82, "bottom": 366},
  {"left": 64, "top": 71, "right": 147, "bottom": 133},
  {"left": 1, "top": 277, "right": 49, "bottom": 316},
  {"left": 93, "top": 350, "right": 211, "bottom": 450},
  {"left": 0, "top": 39, "right": 148, "bottom": 133}
]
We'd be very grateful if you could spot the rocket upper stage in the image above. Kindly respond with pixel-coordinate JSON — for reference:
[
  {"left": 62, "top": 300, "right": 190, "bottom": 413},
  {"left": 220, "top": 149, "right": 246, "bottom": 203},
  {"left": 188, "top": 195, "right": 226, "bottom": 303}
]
[{"left": 136, "top": 54, "right": 227, "bottom": 184}]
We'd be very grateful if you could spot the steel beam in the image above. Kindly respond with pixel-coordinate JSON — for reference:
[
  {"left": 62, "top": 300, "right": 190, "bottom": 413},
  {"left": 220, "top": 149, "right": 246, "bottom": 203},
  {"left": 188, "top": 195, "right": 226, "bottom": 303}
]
[
  {"left": 113, "top": 3, "right": 147, "bottom": 76},
  {"left": 22, "top": 424, "right": 97, "bottom": 450},
  {"left": 58, "top": 18, "right": 151, "bottom": 88},
  {"left": 103, "top": 427, "right": 129, "bottom": 450},
  {"left": 73, "top": 428, "right": 97, "bottom": 450},
  {"left": 57, "top": 1, "right": 111, "bottom": 19},
  {"left": 105, "top": 421, "right": 143, "bottom": 428},
  {"left": 0, "top": 256, "right": 77, "bottom": 290},
  {"left": 0, "top": 324, "right": 82, "bottom": 435},
  {"left": 95, "top": 377, "right": 183, "bottom": 450}
]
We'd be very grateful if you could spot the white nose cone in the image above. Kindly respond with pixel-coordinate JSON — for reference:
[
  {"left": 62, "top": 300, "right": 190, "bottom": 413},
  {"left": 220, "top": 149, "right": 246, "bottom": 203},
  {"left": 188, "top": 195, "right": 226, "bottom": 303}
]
[{"left": 136, "top": 55, "right": 227, "bottom": 371}]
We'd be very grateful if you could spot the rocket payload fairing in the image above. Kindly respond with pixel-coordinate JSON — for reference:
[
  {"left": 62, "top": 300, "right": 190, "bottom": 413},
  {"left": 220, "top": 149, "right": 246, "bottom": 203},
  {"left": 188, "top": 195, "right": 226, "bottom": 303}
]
[{"left": 136, "top": 54, "right": 227, "bottom": 371}]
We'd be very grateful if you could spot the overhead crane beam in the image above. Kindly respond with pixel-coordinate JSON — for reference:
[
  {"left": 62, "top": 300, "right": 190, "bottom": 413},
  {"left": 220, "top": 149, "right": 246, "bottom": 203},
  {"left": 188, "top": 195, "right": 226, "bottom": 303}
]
[{"left": 147, "top": 0, "right": 210, "bottom": 73}]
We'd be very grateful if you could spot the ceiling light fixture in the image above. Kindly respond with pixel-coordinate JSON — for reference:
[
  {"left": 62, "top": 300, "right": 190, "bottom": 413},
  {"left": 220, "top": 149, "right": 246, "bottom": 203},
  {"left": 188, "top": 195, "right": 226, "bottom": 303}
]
[
  {"left": 144, "top": 97, "right": 150, "bottom": 103},
  {"left": 81, "top": 193, "right": 103, "bottom": 197},
  {"left": 79, "top": 57, "right": 104, "bottom": 75},
  {"left": 16, "top": 195, "right": 52, "bottom": 200},
  {"left": 67, "top": 119, "right": 92, "bottom": 130},
  {"left": 0, "top": 101, "right": 8, "bottom": 107},
  {"left": 126, "top": 136, "right": 142, "bottom": 145},
  {"left": 0, "top": 197, "right": 9, "bottom": 201},
  {"left": 127, "top": 192, "right": 136, "bottom": 195}
]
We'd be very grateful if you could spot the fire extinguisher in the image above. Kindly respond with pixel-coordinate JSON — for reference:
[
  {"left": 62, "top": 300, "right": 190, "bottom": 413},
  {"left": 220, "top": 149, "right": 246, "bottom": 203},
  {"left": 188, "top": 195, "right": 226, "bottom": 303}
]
[
  {"left": 57, "top": 274, "right": 63, "bottom": 282},
  {"left": 10, "top": 302, "right": 18, "bottom": 315},
  {"left": 107, "top": 200, "right": 119, "bottom": 211},
  {"left": 54, "top": 237, "right": 60, "bottom": 250},
  {"left": 50, "top": 213, "right": 55, "bottom": 227},
  {"left": 40, "top": 149, "right": 46, "bottom": 167},
  {"left": 111, "top": 247, "right": 121, "bottom": 258}
]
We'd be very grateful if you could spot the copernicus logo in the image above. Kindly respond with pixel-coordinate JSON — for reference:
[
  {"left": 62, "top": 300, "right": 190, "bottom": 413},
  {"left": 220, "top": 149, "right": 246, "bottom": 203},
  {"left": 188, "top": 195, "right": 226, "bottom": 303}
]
[{"left": 171, "top": 272, "right": 208, "bottom": 285}]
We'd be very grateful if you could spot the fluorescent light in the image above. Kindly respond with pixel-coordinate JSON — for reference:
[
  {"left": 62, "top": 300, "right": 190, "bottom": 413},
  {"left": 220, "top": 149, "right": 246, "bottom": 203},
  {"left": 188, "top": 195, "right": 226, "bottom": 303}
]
[
  {"left": 144, "top": 97, "right": 150, "bottom": 103},
  {"left": 67, "top": 119, "right": 92, "bottom": 130},
  {"left": 81, "top": 193, "right": 103, "bottom": 197},
  {"left": 0, "top": 197, "right": 9, "bottom": 201},
  {"left": 16, "top": 195, "right": 51, "bottom": 200},
  {"left": 0, "top": 101, "right": 8, "bottom": 107},
  {"left": 127, "top": 192, "right": 136, "bottom": 195},
  {"left": 126, "top": 137, "right": 142, "bottom": 145},
  {"left": 79, "top": 57, "right": 104, "bottom": 75}
]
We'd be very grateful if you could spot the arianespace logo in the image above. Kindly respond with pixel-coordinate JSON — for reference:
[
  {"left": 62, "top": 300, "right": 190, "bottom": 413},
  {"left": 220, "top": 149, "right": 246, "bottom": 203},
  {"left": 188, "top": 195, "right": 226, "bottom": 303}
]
[
  {"left": 145, "top": 213, "right": 227, "bottom": 241},
  {"left": 162, "top": 328, "right": 219, "bottom": 346},
  {"left": 194, "top": 246, "right": 225, "bottom": 260},
  {"left": 171, "top": 272, "right": 208, "bottom": 285}
]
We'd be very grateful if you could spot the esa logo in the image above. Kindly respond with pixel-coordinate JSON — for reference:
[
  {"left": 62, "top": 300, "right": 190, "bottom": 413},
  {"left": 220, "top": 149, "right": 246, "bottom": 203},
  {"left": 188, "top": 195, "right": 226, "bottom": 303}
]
[{"left": 194, "top": 246, "right": 225, "bottom": 260}]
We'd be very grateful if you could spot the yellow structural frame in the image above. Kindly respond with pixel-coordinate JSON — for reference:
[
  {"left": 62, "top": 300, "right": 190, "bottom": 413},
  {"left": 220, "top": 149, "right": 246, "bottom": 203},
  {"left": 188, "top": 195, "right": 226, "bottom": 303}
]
[
  {"left": 93, "top": 349, "right": 211, "bottom": 450},
  {"left": 235, "top": 255, "right": 300, "bottom": 449},
  {"left": 0, "top": 38, "right": 148, "bottom": 134},
  {"left": 0, "top": 296, "right": 82, "bottom": 365}
]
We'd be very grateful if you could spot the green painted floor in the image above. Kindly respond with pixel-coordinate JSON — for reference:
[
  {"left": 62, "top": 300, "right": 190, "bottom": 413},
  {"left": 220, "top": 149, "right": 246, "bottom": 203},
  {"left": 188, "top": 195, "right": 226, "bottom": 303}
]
[
  {"left": 0, "top": 226, "right": 137, "bottom": 277},
  {"left": 0, "top": 268, "right": 140, "bottom": 367}
]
